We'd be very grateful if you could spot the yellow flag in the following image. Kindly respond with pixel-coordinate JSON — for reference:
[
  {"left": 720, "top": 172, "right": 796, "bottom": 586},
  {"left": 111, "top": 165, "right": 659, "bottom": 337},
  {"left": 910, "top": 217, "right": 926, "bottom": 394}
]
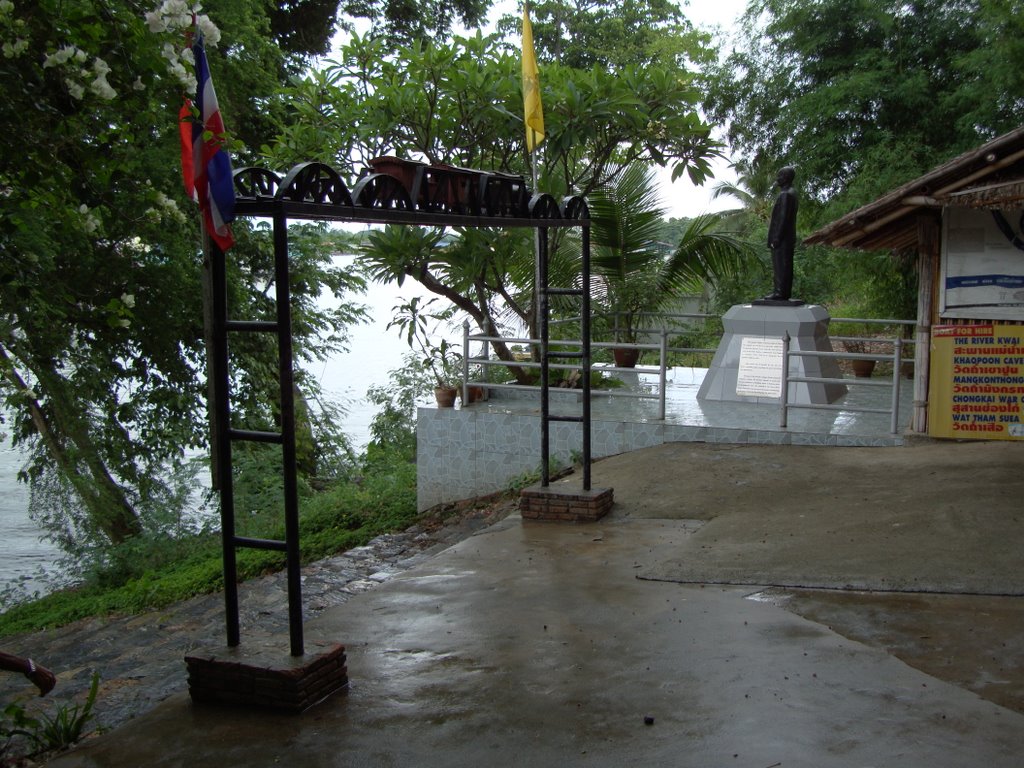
[{"left": 521, "top": 5, "right": 545, "bottom": 152}]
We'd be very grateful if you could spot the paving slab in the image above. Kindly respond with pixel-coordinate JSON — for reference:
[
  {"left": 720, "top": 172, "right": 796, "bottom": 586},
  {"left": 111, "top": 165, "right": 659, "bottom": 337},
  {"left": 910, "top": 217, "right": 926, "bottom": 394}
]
[
  {"left": 559, "top": 440, "right": 1024, "bottom": 594},
  {"left": 50, "top": 514, "right": 1024, "bottom": 768}
]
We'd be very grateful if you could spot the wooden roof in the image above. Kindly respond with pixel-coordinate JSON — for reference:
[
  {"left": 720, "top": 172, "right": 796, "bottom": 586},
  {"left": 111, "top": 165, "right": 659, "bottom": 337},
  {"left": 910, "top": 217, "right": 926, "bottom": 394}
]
[{"left": 804, "top": 126, "right": 1024, "bottom": 252}]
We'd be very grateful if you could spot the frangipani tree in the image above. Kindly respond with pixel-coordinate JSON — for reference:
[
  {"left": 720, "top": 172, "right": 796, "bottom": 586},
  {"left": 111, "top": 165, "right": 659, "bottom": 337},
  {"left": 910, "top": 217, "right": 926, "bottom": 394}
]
[{"left": 269, "top": 31, "right": 723, "bottom": 379}]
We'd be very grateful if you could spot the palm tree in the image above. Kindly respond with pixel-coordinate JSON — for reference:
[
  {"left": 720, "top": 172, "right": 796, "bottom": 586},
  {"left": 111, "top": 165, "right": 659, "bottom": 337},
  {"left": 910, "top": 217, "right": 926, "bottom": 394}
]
[
  {"left": 589, "top": 162, "right": 754, "bottom": 351},
  {"left": 709, "top": 159, "right": 777, "bottom": 224}
]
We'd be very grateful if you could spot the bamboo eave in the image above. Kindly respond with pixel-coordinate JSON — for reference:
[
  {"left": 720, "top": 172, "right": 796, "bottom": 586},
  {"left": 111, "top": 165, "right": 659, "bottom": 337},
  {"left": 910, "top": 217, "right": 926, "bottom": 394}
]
[{"left": 805, "top": 126, "right": 1024, "bottom": 251}]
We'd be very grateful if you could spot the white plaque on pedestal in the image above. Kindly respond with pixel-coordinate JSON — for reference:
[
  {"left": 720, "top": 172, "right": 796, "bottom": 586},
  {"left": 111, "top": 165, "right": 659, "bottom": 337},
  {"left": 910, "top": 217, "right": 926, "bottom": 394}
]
[
  {"left": 698, "top": 304, "right": 846, "bottom": 405},
  {"left": 736, "top": 336, "right": 784, "bottom": 397}
]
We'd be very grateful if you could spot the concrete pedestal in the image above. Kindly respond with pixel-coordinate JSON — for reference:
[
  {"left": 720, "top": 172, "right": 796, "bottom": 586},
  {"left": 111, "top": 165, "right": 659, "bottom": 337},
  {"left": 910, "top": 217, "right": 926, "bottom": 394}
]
[{"left": 698, "top": 304, "right": 846, "bottom": 405}]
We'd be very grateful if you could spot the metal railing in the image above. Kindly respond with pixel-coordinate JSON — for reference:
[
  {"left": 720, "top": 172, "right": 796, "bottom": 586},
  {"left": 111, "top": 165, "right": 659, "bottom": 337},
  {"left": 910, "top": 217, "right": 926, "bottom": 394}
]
[
  {"left": 462, "top": 323, "right": 677, "bottom": 419},
  {"left": 460, "top": 314, "right": 916, "bottom": 432},
  {"left": 781, "top": 318, "right": 916, "bottom": 434}
]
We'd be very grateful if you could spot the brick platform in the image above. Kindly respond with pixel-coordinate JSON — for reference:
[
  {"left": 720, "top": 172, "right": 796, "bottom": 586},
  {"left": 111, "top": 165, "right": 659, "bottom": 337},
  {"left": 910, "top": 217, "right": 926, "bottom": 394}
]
[
  {"left": 185, "top": 636, "right": 348, "bottom": 712},
  {"left": 519, "top": 484, "right": 614, "bottom": 522}
]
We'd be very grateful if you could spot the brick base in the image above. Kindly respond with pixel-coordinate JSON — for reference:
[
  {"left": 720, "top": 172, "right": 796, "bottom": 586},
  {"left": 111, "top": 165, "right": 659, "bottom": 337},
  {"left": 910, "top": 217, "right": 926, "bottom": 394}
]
[
  {"left": 519, "top": 484, "right": 614, "bottom": 522},
  {"left": 185, "top": 636, "right": 348, "bottom": 712}
]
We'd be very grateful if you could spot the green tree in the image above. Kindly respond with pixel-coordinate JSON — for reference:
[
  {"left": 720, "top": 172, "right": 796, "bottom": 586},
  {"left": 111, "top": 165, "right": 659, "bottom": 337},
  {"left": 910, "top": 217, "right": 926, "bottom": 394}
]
[
  {"left": 589, "top": 163, "right": 753, "bottom": 344},
  {"left": 267, "top": 30, "right": 721, "bottom": 380},
  {"left": 709, "top": 160, "right": 777, "bottom": 226},
  {"left": 704, "top": 0, "right": 1018, "bottom": 217},
  {"left": 700, "top": 0, "right": 1024, "bottom": 316},
  {"left": 0, "top": 1, "right": 364, "bottom": 549},
  {"left": 496, "top": 0, "right": 713, "bottom": 72},
  {"left": 953, "top": 0, "right": 1024, "bottom": 135}
]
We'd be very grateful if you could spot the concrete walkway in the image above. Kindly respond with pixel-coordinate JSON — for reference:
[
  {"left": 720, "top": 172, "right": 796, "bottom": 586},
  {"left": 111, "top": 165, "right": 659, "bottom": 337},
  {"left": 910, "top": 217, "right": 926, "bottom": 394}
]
[{"left": 50, "top": 440, "right": 1024, "bottom": 767}]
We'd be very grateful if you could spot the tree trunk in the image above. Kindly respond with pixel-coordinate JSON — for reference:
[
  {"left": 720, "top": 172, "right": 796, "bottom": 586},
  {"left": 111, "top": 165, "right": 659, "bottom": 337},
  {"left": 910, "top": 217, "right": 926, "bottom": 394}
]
[
  {"left": 1, "top": 346, "right": 142, "bottom": 544},
  {"left": 413, "top": 265, "right": 534, "bottom": 383}
]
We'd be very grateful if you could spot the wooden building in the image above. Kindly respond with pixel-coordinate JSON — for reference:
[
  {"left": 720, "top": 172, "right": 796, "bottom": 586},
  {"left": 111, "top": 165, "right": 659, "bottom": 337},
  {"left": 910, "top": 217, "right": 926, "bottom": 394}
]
[{"left": 805, "top": 126, "right": 1024, "bottom": 440}]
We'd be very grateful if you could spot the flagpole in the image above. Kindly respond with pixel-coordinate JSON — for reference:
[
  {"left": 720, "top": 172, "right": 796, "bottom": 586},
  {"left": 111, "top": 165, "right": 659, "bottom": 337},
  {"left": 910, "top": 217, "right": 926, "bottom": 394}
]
[
  {"left": 200, "top": 222, "right": 220, "bottom": 492},
  {"left": 532, "top": 139, "right": 541, "bottom": 361},
  {"left": 530, "top": 136, "right": 539, "bottom": 189},
  {"left": 522, "top": 0, "right": 544, "bottom": 352}
]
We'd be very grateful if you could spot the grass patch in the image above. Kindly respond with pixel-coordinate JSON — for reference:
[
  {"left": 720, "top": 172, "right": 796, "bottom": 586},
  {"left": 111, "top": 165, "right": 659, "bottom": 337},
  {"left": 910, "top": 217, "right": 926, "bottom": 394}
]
[{"left": 0, "top": 459, "right": 419, "bottom": 639}]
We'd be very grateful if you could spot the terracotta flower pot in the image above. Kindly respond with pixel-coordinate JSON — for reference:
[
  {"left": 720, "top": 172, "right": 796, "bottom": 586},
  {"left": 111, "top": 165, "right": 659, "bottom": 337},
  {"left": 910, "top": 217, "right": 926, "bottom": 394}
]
[
  {"left": 460, "top": 385, "right": 486, "bottom": 404},
  {"left": 434, "top": 386, "right": 457, "bottom": 407},
  {"left": 851, "top": 359, "right": 876, "bottom": 378},
  {"left": 612, "top": 347, "right": 641, "bottom": 368}
]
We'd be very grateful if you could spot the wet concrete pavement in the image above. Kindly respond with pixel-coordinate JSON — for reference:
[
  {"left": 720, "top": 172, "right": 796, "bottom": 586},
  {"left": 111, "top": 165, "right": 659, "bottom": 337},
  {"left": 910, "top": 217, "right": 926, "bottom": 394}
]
[{"left": 46, "top": 438, "right": 1024, "bottom": 768}]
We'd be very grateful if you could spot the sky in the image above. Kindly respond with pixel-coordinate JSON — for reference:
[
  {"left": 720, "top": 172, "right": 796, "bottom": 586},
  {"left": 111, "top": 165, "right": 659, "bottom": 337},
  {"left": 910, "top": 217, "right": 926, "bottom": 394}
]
[{"left": 656, "top": 0, "right": 747, "bottom": 217}]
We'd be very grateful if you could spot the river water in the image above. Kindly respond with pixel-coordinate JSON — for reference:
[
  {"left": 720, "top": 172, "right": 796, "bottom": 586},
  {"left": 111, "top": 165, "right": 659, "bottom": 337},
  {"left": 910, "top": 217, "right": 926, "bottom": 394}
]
[{"left": 0, "top": 254, "right": 440, "bottom": 601}]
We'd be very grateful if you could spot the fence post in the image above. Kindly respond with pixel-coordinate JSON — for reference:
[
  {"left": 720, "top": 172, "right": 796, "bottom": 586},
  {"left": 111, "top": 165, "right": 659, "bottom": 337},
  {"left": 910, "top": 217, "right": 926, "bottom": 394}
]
[
  {"left": 890, "top": 335, "right": 903, "bottom": 434},
  {"left": 780, "top": 331, "right": 790, "bottom": 428},
  {"left": 462, "top": 320, "right": 470, "bottom": 404},
  {"left": 659, "top": 330, "right": 668, "bottom": 420}
]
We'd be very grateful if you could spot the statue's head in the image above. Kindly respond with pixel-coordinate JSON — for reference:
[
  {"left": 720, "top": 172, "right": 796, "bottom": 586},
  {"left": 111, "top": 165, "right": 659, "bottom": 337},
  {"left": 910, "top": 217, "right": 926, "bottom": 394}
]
[{"left": 777, "top": 166, "right": 796, "bottom": 188}]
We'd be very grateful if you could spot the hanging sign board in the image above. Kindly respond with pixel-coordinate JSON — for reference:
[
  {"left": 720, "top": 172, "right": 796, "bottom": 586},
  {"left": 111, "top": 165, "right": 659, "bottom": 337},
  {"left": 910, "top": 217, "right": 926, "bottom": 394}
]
[
  {"left": 736, "top": 336, "right": 784, "bottom": 398},
  {"left": 940, "top": 207, "right": 1024, "bottom": 321},
  {"left": 929, "top": 323, "right": 1024, "bottom": 440}
]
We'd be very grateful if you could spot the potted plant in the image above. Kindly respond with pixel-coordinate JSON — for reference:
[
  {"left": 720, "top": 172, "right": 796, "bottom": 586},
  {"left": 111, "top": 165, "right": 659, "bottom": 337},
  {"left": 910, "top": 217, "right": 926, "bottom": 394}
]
[
  {"left": 830, "top": 316, "right": 881, "bottom": 378},
  {"left": 604, "top": 267, "right": 660, "bottom": 367},
  {"left": 387, "top": 297, "right": 463, "bottom": 407},
  {"left": 460, "top": 363, "right": 487, "bottom": 404},
  {"left": 841, "top": 339, "right": 877, "bottom": 377},
  {"left": 589, "top": 163, "right": 751, "bottom": 368},
  {"left": 426, "top": 339, "right": 462, "bottom": 406}
]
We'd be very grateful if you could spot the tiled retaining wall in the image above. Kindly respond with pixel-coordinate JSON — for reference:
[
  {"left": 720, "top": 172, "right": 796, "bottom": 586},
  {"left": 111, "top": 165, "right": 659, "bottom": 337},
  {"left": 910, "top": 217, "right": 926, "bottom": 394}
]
[{"left": 415, "top": 392, "right": 903, "bottom": 512}]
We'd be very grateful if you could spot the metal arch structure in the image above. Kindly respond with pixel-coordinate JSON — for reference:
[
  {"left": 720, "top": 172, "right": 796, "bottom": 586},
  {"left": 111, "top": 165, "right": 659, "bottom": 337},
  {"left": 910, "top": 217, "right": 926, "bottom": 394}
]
[{"left": 210, "top": 159, "right": 592, "bottom": 656}]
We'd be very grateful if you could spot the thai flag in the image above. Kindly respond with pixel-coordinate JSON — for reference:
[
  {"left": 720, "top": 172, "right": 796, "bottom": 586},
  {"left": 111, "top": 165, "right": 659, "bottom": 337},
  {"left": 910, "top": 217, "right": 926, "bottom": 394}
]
[{"left": 181, "top": 32, "right": 235, "bottom": 252}]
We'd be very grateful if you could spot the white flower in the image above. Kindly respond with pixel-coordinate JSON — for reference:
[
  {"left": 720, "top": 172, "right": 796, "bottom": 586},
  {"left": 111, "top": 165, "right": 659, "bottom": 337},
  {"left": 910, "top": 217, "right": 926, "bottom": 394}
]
[
  {"left": 120, "top": 293, "right": 136, "bottom": 309},
  {"left": 162, "top": 0, "right": 190, "bottom": 16},
  {"left": 66, "top": 79, "right": 85, "bottom": 100},
  {"left": 2, "top": 38, "right": 26, "bottom": 57},
  {"left": 133, "top": 76, "right": 145, "bottom": 91},
  {"left": 117, "top": 318, "right": 131, "bottom": 328},
  {"left": 78, "top": 204, "right": 100, "bottom": 233},
  {"left": 74, "top": 48, "right": 87, "bottom": 63},
  {"left": 169, "top": 60, "right": 196, "bottom": 92},
  {"left": 144, "top": 9, "right": 166, "bottom": 32},
  {"left": 148, "top": 0, "right": 194, "bottom": 33},
  {"left": 44, "top": 45, "right": 79, "bottom": 68},
  {"left": 172, "top": 11, "right": 193, "bottom": 30},
  {"left": 92, "top": 57, "right": 110, "bottom": 77},
  {"left": 145, "top": 2, "right": 221, "bottom": 85},
  {"left": 90, "top": 75, "right": 116, "bottom": 100},
  {"left": 196, "top": 14, "right": 221, "bottom": 46},
  {"left": 149, "top": 193, "right": 187, "bottom": 224}
]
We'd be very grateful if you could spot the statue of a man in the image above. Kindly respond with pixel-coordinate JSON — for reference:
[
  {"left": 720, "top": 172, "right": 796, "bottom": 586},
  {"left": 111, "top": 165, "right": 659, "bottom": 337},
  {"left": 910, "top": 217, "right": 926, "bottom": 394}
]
[{"left": 765, "top": 166, "right": 798, "bottom": 301}]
